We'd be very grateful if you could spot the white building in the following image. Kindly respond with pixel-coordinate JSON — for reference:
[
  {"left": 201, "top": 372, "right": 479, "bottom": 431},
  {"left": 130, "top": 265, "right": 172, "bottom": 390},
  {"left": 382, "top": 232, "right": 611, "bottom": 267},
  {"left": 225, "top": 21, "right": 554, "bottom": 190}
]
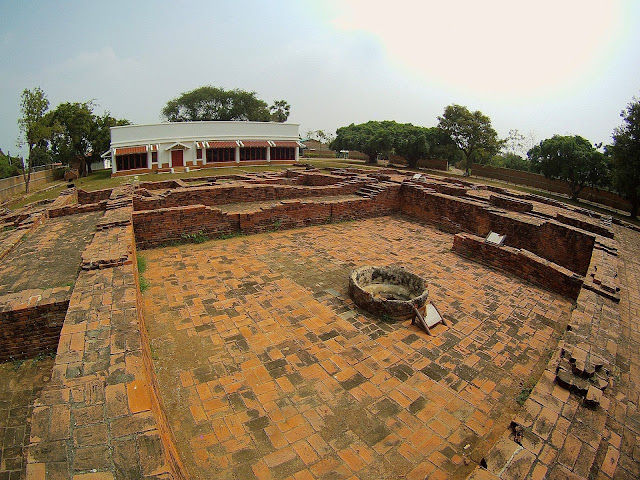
[{"left": 109, "top": 121, "right": 301, "bottom": 175}]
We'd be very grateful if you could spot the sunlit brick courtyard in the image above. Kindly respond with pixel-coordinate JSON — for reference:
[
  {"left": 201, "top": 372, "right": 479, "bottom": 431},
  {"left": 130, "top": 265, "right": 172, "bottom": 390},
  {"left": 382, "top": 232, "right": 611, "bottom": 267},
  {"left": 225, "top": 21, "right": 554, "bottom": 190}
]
[{"left": 142, "top": 215, "right": 574, "bottom": 479}]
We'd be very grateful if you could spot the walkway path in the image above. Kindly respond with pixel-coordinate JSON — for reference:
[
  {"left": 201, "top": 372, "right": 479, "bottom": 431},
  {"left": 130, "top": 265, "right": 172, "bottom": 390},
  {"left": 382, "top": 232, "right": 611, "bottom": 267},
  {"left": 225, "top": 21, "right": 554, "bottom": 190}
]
[{"left": 0, "top": 212, "right": 101, "bottom": 295}]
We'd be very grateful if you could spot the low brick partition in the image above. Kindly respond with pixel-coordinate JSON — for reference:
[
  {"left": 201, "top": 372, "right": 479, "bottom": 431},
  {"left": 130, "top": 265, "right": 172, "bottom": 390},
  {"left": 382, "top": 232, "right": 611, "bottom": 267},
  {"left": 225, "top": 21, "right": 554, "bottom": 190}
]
[
  {"left": 47, "top": 200, "right": 108, "bottom": 218},
  {"left": 400, "top": 184, "right": 596, "bottom": 276},
  {"left": 472, "top": 163, "right": 632, "bottom": 213},
  {"left": 0, "top": 227, "right": 27, "bottom": 261},
  {"left": 133, "top": 180, "right": 368, "bottom": 211},
  {"left": 0, "top": 287, "right": 71, "bottom": 362},
  {"left": 467, "top": 226, "right": 630, "bottom": 479},
  {"left": 133, "top": 186, "right": 401, "bottom": 249},
  {"left": 77, "top": 188, "right": 113, "bottom": 205},
  {"left": 489, "top": 194, "right": 533, "bottom": 212},
  {"left": 555, "top": 213, "right": 614, "bottom": 239},
  {"left": 452, "top": 233, "right": 583, "bottom": 299}
]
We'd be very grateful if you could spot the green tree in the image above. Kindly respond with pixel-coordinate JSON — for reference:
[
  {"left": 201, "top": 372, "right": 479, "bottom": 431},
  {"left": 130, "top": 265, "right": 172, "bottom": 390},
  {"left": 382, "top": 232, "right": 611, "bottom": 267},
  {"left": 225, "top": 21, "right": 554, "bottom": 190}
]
[
  {"left": 49, "top": 102, "right": 95, "bottom": 177},
  {"left": 609, "top": 97, "right": 640, "bottom": 219},
  {"left": 488, "top": 153, "right": 531, "bottom": 171},
  {"left": 269, "top": 100, "right": 290, "bottom": 122},
  {"left": 0, "top": 151, "right": 20, "bottom": 179},
  {"left": 393, "top": 124, "right": 433, "bottom": 169},
  {"left": 162, "top": 86, "right": 279, "bottom": 122},
  {"left": 528, "top": 135, "right": 608, "bottom": 200},
  {"left": 437, "top": 104, "right": 502, "bottom": 176},
  {"left": 331, "top": 121, "right": 398, "bottom": 164},
  {"left": 17, "top": 87, "right": 58, "bottom": 192}
]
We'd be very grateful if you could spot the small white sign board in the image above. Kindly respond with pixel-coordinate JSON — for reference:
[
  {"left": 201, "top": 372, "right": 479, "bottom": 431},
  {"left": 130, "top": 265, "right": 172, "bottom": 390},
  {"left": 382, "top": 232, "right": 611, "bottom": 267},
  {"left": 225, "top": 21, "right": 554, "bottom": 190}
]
[
  {"left": 425, "top": 303, "right": 443, "bottom": 328},
  {"left": 412, "top": 174, "right": 422, "bottom": 180},
  {"left": 485, "top": 231, "right": 506, "bottom": 246}
]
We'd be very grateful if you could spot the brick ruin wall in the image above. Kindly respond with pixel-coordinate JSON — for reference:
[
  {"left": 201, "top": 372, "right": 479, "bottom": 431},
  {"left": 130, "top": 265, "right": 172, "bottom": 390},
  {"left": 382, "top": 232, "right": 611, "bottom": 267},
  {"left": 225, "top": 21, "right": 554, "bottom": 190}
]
[
  {"left": 47, "top": 200, "right": 108, "bottom": 218},
  {"left": 16, "top": 176, "right": 631, "bottom": 479},
  {"left": 0, "top": 287, "right": 71, "bottom": 362},
  {"left": 400, "top": 185, "right": 595, "bottom": 276},
  {"left": 452, "top": 233, "right": 583, "bottom": 299},
  {"left": 132, "top": 182, "right": 595, "bottom": 290},
  {"left": 26, "top": 186, "right": 184, "bottom": 479},
  {"left": 77, "top": 188, "right": 113, "bottom": 205},
  {"left": 132, "top": 180, "right": 369, "bottom": 211},
  {"left": 133, "top": 186, "right": 401, "bottom": 249},
  {"left": 472, "top": 163, "right": 632, "bottom": 213}
]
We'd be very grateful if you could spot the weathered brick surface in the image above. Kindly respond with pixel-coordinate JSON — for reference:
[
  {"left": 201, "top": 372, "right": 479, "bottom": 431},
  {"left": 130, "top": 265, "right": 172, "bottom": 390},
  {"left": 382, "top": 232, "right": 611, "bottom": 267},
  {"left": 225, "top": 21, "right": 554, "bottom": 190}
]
[
  {"left": 556, "top": 213, "right": 614, "bottom": 239},
  {"left": 0, "top": 287, "right": 70, "bottom": 362},
  {"left": 11, "top": 171, "right": 639, "bottom": 479},
  {"left": 133, "top": 185, "right": 401, "bottom": 249},
  {"left": 489, "top": 194, "right": 533, "bottom": 212},
  {"left": 465, "top": 223, "right": 637, "bottom": 479},
  {"left": 47, "top": 201, "right": 107, "bottom": 218},
  {"left": 77, "top": 188, "right": 112, "bottom": 205},
  {"left": 132, "top": 180, "right": 367, "bottom": 211},
  {"left": 26, "top": 186, "right": 181, "bottom": 480},
  {"left": 452, "top": 233, "right": 583, "bottom": 299},
  {"left": 401, "top": 184, "right": 595, "bottom": 276}
]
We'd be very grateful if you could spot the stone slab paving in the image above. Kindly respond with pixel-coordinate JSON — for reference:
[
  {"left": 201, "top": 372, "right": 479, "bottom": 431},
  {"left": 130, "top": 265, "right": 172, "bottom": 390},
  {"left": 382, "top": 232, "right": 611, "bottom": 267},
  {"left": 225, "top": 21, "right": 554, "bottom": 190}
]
[
  {"left": 0, "top": 212, "right": 101, "bottom": 296},
  {"left": 142, "top": 215, "right": 574, "bottom": 479},
  {"left": 0, "top": 357, "right": 55, "bottom": 480}
]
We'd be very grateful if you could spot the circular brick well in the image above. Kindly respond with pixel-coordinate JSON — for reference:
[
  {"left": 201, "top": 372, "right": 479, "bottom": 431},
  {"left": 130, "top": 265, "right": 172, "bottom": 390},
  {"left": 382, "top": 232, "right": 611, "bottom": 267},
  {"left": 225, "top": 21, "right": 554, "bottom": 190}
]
[{"left": 348, "top": 265, "right": 429, "bottom": 320}]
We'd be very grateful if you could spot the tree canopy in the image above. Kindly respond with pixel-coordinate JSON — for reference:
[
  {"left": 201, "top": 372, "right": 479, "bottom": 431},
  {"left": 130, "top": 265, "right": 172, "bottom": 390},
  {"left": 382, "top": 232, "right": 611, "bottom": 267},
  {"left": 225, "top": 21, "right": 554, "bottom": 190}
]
[
  {"left": 161, "top": 86, "right": 290, "bottom": 122},
  {"left": 269, "top": 100, "right": 291, "bottom": 123},
  {"left": 608, "top": 97, "right": 640, "bottom": 218},
  {"left": 528, "top": 135, "right": 607, "bottom": 200},
  {"left": 437, "top": 104, "right": 502, "bottom": 175},
  {"left": 48, "top": 102, "right": 130, "bottom": 177},
  {"left": 0, "top": 151, "right": 20, "bottom": 179},
  {"left": 331, "top": 121, "right": 396, "bottom": 164},
  {"left": 17, "top": 87, "right": 60, "bottom": 191},
  {"left": 331, "top": 121, "right": 439, "bottom": 168}
]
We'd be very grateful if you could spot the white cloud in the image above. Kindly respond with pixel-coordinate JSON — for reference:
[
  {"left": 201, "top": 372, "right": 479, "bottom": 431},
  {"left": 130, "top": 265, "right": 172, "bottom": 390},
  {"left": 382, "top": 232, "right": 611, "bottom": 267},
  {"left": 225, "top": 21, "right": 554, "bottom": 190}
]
[{"left": 329, "top": 0, "right": 626, "bottom": 102}]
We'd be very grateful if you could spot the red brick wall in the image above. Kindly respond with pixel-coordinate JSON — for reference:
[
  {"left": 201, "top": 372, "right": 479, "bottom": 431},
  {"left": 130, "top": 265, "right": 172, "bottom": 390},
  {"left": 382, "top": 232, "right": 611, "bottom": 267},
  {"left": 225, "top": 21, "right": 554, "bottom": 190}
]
[
  {"left": 452, "top": 233, "right": 583, "bottom": 299},
  {"left": 390, "top": 157, "right": 449, "bottom": 171},
  {"left": 133, "top": 186, "right": 401, "bottom": 249},
  {"left": 132, "top": 205, "right": 238, "bottom": 249},
  {"left": 472, "top": 164, "right": 632, "bottom": 212},
  {"left": 400, "top": 185, "right": 595, "bottom": 275},
  {"left": 489, "top": 194, "right": 533, "bottom": 212},
  {"left": 133, "top": 182, "right": 366, "bottom": 211},
  {"left": 0, "top": 288, "right": 70, "bottom": 361},
  {"left": 48, "top": 201, "right": 108, "bottom": 218},
  {"left": 77, "top": 188, "right": 113, "bottom": 205},
  {"left": 555, "top": 213, "right": 614, "bottom": 239}
]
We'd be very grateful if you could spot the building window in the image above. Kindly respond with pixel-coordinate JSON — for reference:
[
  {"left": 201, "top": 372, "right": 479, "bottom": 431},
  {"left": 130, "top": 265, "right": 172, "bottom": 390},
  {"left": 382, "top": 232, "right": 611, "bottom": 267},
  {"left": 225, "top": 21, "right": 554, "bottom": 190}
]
[
  {"left": 239, "top": 147, "right": 266, "bottom": 161},
  {"left": 271, "top": 147, "right": 295, "bottom": 161},
  {"left": 206, "top": 148, "right": 235, "bottom": 163},
  {"left": 152, "top": 152, "right": 158, "bottom": 163},
  {"left": 116, "top": 153, "right": 147, "bottom": 171},
  {"left": 196, "top": 149, "right": 202, "bottom": 159}
]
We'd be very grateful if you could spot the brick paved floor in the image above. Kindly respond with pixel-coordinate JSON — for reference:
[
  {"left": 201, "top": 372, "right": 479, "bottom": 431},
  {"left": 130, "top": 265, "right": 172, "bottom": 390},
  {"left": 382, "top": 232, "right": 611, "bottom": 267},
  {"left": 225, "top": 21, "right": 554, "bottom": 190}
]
[
  {"left": 142, "top": 215, "right": 574, "bottom": 480},
  {"left": 0, "top": 212, "right": 101, "bottom": 296},
  {"left": 0, "top": 357, "right": 54, "bottom": 480}
]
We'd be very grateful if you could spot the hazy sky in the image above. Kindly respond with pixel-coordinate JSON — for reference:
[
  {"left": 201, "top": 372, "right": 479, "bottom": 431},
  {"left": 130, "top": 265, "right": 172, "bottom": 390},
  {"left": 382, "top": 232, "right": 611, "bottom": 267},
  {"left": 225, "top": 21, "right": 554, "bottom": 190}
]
[{"left": 2, "top": 0, "right": 639, "bottom": 156}]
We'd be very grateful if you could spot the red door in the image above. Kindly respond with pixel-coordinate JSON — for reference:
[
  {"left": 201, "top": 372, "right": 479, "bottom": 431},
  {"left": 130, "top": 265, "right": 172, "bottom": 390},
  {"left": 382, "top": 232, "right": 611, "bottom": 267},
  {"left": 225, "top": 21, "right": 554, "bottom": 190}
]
[{"left": 171, "top": 150, "right": 184, "bottom": 167}]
